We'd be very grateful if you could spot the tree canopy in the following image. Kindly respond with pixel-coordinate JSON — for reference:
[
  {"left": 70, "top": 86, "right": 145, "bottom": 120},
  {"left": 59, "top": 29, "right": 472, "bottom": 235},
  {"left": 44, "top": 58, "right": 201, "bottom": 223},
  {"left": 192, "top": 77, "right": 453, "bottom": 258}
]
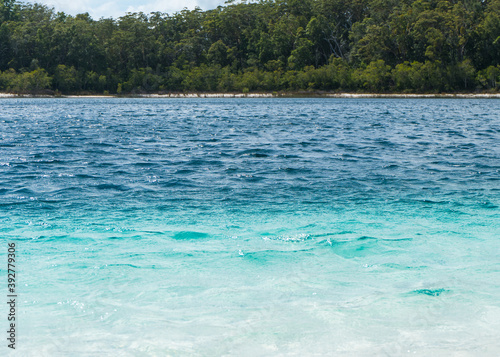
[{"left": 1, "top": 0, "right": 499, "bottom": 94}]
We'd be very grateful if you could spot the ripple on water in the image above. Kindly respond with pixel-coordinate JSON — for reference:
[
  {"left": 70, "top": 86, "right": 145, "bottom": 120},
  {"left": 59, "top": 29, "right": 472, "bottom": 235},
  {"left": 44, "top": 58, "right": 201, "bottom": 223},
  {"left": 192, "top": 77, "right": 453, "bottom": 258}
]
[{"left": 1, "top": 98, "right": 499, "bottom": 355}]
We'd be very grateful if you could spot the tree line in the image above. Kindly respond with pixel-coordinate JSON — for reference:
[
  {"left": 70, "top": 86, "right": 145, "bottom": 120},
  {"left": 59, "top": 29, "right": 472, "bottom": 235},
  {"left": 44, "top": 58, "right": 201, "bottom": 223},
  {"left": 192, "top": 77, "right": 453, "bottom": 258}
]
[{"left": 0, "top": 0, "right": 499, "bottom": 94}]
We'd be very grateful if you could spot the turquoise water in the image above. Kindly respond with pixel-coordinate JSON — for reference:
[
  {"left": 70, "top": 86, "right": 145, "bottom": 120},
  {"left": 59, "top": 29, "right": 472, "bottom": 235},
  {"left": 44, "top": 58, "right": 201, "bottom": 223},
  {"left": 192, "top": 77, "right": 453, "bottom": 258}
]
[{"left": 1, "top": 98, "right": 499, "bottom": 356}]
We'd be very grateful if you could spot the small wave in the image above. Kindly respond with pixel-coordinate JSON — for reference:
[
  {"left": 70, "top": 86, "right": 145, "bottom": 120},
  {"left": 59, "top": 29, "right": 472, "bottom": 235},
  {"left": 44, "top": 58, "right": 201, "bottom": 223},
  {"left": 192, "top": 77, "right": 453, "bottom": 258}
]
[
  {"left": 91, "top": 142, "right": 115, "bottom": 147},
  {"left": 94, "top": 183, "right": 131, "bottom": 191},
  {"left": 444, "top": 130, "right": 466, "bottom": 138},
  {"left": 478, "top": 201, "right": 499, "bottom": 209},
  {"left": 237, "top": 149, "right": 273, "bottom": 158},
  {"left": 186, "top": 159, "right": 224, "bottom": 166},
  {"left": 171, "top": 231, "right": 209, "bottom": 240},
  {"left": 357, "top": 235, "right": 377, "bottom": 241},
  {"left": 383, "top": 164, "right": 399, "bottom": 169},
  {"left": 277, "top": 154, "right": 301, "bottom": 159},
  {"left": 412, "top": 288, "right": 449, "bottom": 296},
  {"left": 262, "top": 233, "right": 310, "bottom": 242},
  {"left": 133, "top": 162, "right": 160, "bottom": 168},
  {"left": 381, "top": 263, "right": 426, "bottom": 270},
  {"left": 75, "top": 174, "right": 98, "bottom": 179},
  {"left": 375, "top": 138, "right": 396, "bottom": 147},
  {"left": 107, "top": 263, "right": 141, "bottom": 268},
  {"left": 311, "top": 231, "right": 354, "bottom": 238},
  {"left": 32, "top": 159, "right": 67, "bottom": 165},
  {"left": 11, "top": 187, "right": 35, "bottom": 195},
  {"left": 278, "top": 167, "right": 310, "bottom": 174},
  {"left": 417, "top": 199, "right": 449, "bottom": 205},
  {"left": 240, "top": 249, "right": 312, "bottom": 263}
]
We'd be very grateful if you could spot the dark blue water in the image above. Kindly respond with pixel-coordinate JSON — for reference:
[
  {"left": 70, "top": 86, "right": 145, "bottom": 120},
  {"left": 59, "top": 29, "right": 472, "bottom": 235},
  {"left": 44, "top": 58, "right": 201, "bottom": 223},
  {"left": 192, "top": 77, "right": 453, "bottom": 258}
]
[{"left": 1, "top": 98, "right": 499, "bottom": 356}]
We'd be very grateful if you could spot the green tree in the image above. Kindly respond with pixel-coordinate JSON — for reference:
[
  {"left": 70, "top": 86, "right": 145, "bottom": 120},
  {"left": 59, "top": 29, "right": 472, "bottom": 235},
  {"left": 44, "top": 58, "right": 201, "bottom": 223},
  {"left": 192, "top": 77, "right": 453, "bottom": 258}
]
[
  {"left": 357, "top": 59, "right": 391, "bottom": 92},
  {"left": 208, "top": 40, "right": 230, "bottom": 67},
  {"left": 13, "top": 68, "right": 51, "bottom": 92},
  {"left": 0, "top": 0, "right": 17, "bottom": 21},
  {"left": 53, "top": 64, "right": 79, "bottom": 92},
  {"left": 288, "top": 27, "right": 313, "bottom": 69}
]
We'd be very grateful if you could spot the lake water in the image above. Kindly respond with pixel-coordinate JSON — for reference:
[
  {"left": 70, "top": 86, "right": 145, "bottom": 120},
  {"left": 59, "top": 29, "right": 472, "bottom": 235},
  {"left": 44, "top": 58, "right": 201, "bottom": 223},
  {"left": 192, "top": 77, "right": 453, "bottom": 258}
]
[{"left": 0, "top": 98, "right": 499, "bottom": 356}]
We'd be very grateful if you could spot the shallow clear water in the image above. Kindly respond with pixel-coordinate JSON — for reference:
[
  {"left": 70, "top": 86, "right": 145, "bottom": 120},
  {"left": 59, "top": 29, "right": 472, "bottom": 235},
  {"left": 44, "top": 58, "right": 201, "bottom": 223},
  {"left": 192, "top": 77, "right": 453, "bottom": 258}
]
[{"left": 1, "top": 98, "right": 499, "bottom": 356}]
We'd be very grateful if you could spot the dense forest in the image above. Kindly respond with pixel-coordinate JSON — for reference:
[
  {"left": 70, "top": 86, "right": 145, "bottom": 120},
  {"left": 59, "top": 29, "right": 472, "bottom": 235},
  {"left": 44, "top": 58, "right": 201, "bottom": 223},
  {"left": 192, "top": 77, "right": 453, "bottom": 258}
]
[{"left": 0, "top": 0, "right": 500, "bottom": 94}]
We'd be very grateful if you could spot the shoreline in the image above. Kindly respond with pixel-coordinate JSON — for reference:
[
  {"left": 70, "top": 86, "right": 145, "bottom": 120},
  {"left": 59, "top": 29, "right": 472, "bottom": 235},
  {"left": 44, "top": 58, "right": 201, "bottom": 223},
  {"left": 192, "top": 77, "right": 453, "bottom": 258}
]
[{"left": 2, "top": 92, "right": 500, "bottom": 98}]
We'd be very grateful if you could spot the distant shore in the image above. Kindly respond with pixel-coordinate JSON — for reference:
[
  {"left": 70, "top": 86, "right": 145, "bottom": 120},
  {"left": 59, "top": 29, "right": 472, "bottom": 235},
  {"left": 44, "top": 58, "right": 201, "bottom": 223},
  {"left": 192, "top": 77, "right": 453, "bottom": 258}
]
[{"left": 2, "top": 92, "right": 500, "bottom": 99}]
